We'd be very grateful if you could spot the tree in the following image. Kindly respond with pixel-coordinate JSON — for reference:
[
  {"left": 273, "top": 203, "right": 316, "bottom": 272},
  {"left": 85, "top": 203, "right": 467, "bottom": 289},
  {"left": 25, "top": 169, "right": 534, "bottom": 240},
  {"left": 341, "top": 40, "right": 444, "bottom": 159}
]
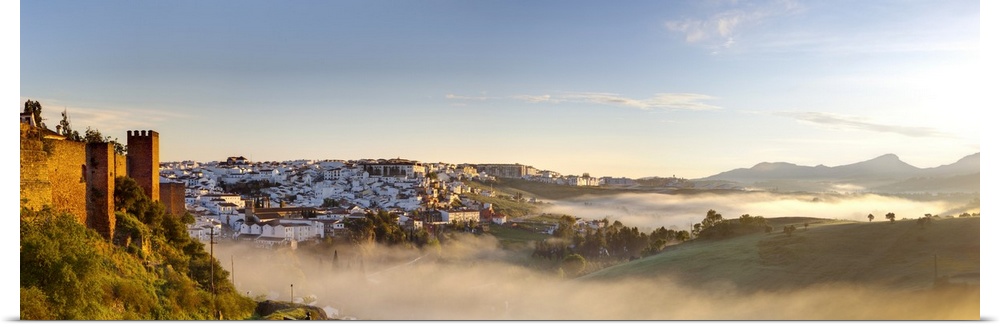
[
  {"left": 23, "top": 99, "right": 45, "bottom": 128},
  {"left": 675, "top": 230, "right": 690, "bottom": 242},
  {"left": 554, "top": 215, "right": 577, "bottom": 239},
  {"left": 868, "top": 213, "right": 875, "bottom": 222},
  {"left": 369, "top": 211, "right": 406, "bottom": 244},
  {"left": 345, "top": 216, "right": 375, "bottom": 245},
  {"left": 23, "top": 188, "right": 255, "bottom": 319},
  {"left": 885, "top": 212, "right": 896, "bottom": 224},
  {"left": 57, "top": 109, "right": 83, "bottom": 141},
  {"left": 783, "top": 225, "right": 796, "bottom": 236},
  {"left": 702, "top": 210, "right": 724, "bottom": 229},
  {"left": 641, "top": 238, "right": 669, "bottom": 257},
  {"left": 561, "top": 254, "right": 587, "bottom": 277},
  {"left": 83, "top": 127, "right": 127, "bottom": 155},
  {"left": 918, "top": 214, "right": 932, "bottom": 229}
]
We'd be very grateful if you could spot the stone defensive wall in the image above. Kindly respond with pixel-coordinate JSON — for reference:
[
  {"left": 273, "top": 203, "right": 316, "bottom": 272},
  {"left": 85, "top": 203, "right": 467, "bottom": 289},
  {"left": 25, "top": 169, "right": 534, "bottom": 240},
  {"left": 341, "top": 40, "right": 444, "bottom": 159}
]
[
  {"left": 47, "top": 137, "right": 88, "bottom": 225},
  {"left": 19, "top": 124, "right": 156, "bottom": 239},
  {"left": 20, "top": 124, "right": 53, "bottom": 214}
]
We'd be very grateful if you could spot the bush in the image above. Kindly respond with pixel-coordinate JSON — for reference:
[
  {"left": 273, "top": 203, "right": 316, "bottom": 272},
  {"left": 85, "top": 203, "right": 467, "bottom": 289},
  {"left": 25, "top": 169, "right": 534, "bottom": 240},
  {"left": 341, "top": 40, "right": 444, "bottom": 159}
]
[
  {"left": 20, "top": 287, "right": 53, "bottom": 320},
  {"left": 562, "top": 254, "right": 587, "bottom": 277},
  {"left": 20, "top": 186, "right": 256, "bottom": 320},
  {"left": 698, "top": 219, "right": 768, "bottom": 239},
  {"left": 783, "top": 225, "right": 797, "bottom": 236}
]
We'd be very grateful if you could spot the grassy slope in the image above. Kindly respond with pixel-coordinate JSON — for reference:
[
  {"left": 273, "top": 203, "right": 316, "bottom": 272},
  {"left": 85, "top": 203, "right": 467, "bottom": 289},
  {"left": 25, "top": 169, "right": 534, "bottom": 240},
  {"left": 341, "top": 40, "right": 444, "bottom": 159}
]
[
  {"left": 487, "top": 224, "right": 549, "bottom": 250},
  {"left": 582, "top": 217, "right": 979, "bottom": 293},
  {"left": 462, "top": 193, "right": 538, "bottom": 218}
]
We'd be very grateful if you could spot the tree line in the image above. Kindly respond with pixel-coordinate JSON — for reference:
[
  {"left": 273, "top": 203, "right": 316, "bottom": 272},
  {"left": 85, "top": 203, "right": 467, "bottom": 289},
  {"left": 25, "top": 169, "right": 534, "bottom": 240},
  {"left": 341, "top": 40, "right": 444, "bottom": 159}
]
[
  {"left": 532, "top": 215, "right": 692, "bottom": 263},
  {"left": 531, "top": 209, "right": 777, "bottom": 276}
]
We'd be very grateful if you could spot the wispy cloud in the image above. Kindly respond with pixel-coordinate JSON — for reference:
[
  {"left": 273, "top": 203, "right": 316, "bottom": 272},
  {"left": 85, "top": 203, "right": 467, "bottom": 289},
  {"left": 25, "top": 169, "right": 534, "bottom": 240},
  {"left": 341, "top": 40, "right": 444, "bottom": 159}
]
[
  {"left": 446, "top": 92, "right": 721, "bottom": 111},
  {"left": 666, "top": 0, "right": 977, "bottom": 55},
  {"left": 778, "top": 111, "right": 951, "bottom": 138},
  {"left": 665, "top": 0, "right": 802, "bottom": 52},
  {"left": 445, "top": 94, "right": 495, "bottom": 101},
  {"left": 511, "top": 94, "right": 558, "bottom": 104},
  {"left": 21, "top": 96, "right": 191, "bottom": 135},
  {"left": 557, "top": 92, "right": 720, "bottom": 111}
]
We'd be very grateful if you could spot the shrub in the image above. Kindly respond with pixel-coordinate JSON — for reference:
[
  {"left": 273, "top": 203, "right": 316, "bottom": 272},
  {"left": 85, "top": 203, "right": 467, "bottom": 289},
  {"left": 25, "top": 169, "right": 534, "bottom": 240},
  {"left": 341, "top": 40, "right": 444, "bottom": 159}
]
[{"left": 783, "top": 225, "right": 796, "bottom": 236}]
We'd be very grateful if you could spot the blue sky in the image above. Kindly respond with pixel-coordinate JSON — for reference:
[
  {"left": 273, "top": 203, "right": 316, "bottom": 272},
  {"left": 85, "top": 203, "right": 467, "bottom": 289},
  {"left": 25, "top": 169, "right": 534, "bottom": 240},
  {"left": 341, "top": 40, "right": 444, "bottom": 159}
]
[{"left": 17, "top": 0, "right": 985, "bottom": 179}]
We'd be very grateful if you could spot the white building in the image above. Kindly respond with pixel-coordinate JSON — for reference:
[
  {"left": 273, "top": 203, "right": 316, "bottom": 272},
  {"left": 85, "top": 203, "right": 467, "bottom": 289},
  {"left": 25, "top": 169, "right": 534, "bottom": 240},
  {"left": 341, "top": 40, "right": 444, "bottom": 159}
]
[{"left": 438, "top": 209, "right": 480, "bottom": 223}]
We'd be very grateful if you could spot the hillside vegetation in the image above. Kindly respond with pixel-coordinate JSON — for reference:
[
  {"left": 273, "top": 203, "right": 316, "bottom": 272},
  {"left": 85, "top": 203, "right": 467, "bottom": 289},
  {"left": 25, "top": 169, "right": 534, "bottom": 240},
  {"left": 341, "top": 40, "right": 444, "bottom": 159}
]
[
  {"left": 20, "top": 177, "right": 256, "bottom": 320},
  {"left": 583, "top": 217, "right": 979, "bottom": 293}
]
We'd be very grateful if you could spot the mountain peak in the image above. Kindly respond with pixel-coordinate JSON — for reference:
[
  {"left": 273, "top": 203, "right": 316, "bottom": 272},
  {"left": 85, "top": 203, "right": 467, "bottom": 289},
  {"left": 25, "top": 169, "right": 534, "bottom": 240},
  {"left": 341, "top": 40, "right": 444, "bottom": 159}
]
[
  {"left": 693, "top": 152, "right": 979, "bottom": 193},
  {"left": 869, "top": 153, "right": 901, "bottom": 162},
  {"left": 836, "top": 153, "right": 918, "bottom": 176},
  {"left": 749, "top": 162, "right": 797, "bottom": 171}
]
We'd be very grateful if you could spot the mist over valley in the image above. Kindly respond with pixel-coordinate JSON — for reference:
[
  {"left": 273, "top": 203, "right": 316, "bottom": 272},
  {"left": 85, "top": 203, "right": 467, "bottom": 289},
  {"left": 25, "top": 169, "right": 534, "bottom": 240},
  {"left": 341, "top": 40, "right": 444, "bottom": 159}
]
[
  {"left": 18, "top": 0, "right": 984, "bottom": 320},
  {"left": 210, "top": 153, "right": 980, "bottom": 320}
]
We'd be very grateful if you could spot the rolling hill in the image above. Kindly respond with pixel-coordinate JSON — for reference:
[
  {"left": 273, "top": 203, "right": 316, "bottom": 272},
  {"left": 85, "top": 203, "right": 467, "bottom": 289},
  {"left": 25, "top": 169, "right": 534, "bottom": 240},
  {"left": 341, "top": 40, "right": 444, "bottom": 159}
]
[
  {"left": 582, "top": 217, "right": 979, "bottom": 293},
  {"left": 695, "top": 153, "right": 979, "bottom": 193}
]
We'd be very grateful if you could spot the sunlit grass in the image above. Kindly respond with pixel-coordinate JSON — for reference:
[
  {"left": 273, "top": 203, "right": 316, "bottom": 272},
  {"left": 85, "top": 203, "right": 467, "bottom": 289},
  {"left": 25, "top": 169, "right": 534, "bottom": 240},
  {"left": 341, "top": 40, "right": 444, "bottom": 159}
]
[{"left": 584, "top": 217, "right": 979, "bottom": 293}]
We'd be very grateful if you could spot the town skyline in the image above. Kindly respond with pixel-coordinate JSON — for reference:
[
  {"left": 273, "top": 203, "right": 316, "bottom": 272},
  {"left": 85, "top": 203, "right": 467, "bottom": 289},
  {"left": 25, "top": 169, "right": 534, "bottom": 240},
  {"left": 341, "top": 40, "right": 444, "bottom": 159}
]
[{"left": 18, "top": 1, "right": 985, "bottom": 179}]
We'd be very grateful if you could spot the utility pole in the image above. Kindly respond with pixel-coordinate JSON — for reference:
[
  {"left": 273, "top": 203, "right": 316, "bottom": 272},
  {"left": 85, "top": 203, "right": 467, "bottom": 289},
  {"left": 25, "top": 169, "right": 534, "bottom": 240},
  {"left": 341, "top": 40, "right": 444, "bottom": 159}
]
[
  {"left": 290, "top": 284, "right": 294, "bottom": 303},
  {"left": 209, "top": 226, "right": 219, "bottom": 319}
]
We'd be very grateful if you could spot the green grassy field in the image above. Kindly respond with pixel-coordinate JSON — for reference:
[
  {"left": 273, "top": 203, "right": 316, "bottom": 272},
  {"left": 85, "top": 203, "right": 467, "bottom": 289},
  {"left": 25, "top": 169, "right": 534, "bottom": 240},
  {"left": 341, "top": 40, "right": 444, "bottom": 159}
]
[
  {"left": 486, "top": 224, "right": 549, "bottom": 250},
  {"left": 582, "top": 217, "right": 979, "bottom": 293},
  {"left": 462, "top": 193, "right": 539, "bottom": 218}
]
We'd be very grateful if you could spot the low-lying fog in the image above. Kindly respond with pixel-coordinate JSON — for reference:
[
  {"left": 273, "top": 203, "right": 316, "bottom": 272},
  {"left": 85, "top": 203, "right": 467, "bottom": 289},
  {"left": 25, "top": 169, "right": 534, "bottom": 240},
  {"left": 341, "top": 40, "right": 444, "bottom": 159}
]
[
  {"left": 215, "top": 231, "right": 978, "bottom": 320},
  {"left": 213, "top": 191, "right": 979, "bottom": 320},
  {"left": 541, "top": 192, "right": 978, "bottom": 230}
]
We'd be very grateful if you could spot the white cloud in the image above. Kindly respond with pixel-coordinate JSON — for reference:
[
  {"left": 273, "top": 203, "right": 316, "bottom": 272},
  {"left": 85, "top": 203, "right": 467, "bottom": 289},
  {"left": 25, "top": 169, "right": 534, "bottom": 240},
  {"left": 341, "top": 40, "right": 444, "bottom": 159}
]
[
  {"left": 445, "top": 94, "right": 494, "bottom": 101},
  {"left": 446, "top": 92, "right": 720, "bottom": 111},
  {"left": 668, "top": 0, "right": 977, "bottom": 56},
  {"left": 521, "top": 92, "right": 721, "bottom": 111},
  {"left": 22, "top": 96, "right": 190, "bottom": 135},
  {"left": 511, "top": 94, "right": 557, "bottom": 103},
  {"left": 665, "top": 0, "right": 802, "bottom": 51},
  {"left": 777, "top": 111, "right": 952, "bottom": 138}
]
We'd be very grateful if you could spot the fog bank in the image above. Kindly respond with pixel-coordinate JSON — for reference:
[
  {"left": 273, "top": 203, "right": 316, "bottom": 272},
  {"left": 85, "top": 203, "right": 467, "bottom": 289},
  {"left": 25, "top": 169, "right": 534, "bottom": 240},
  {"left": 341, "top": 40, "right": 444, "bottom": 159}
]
[
  {"left": 214, "top": 233, "right": 978, "bottom": 320},
  {"left": 542, "top": 192, "right": 974, "bottom": 230}
]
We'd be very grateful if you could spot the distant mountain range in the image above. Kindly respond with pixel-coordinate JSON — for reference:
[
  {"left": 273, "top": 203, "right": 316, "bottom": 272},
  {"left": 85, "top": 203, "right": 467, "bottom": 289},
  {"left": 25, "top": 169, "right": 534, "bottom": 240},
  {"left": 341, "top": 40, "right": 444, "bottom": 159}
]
[{"left": 694, "top": 153, "right": 980, "bottom": 193}]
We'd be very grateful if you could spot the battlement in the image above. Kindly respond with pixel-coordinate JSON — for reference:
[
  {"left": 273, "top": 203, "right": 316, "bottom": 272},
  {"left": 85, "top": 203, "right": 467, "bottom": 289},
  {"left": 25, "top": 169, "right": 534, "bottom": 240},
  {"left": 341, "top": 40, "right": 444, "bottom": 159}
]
[
  {"left": 127, "top": 130, "right": 160, "bottom": 202},
  {"left": 127, "top": 130, "right": 159, "bottom": 138},
  {"left": 20, "top": 121, "right": 163, "bottom": 240}
]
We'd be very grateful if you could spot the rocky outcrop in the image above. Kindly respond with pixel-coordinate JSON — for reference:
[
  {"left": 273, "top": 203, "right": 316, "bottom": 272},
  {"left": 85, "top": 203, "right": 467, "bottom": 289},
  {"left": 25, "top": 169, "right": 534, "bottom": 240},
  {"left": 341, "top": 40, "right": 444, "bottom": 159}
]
[{"left": 255, "top": 300, "right": 329, "bottom": 320}]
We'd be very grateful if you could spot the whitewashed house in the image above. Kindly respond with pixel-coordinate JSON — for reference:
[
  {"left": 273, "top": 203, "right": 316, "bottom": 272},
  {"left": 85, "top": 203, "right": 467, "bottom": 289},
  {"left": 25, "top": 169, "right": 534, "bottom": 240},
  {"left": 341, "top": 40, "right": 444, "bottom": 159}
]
[{"left": 438, "top": 209, "right": 480, "bottom": 223}]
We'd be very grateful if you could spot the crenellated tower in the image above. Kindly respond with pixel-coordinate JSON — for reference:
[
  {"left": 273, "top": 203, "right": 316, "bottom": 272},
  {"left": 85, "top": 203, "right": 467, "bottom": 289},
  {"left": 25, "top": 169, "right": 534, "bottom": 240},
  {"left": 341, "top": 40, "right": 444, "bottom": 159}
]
[{"left": 127, "top": 130, "right": 160, "bottom": 202}]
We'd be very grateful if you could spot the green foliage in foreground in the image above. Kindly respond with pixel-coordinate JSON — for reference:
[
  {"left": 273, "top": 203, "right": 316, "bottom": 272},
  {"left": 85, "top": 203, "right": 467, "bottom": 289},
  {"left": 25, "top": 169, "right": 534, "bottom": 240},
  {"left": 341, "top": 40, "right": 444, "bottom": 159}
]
[{"left": 20, "top": 177, "right": 256, "bottom": 320}]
